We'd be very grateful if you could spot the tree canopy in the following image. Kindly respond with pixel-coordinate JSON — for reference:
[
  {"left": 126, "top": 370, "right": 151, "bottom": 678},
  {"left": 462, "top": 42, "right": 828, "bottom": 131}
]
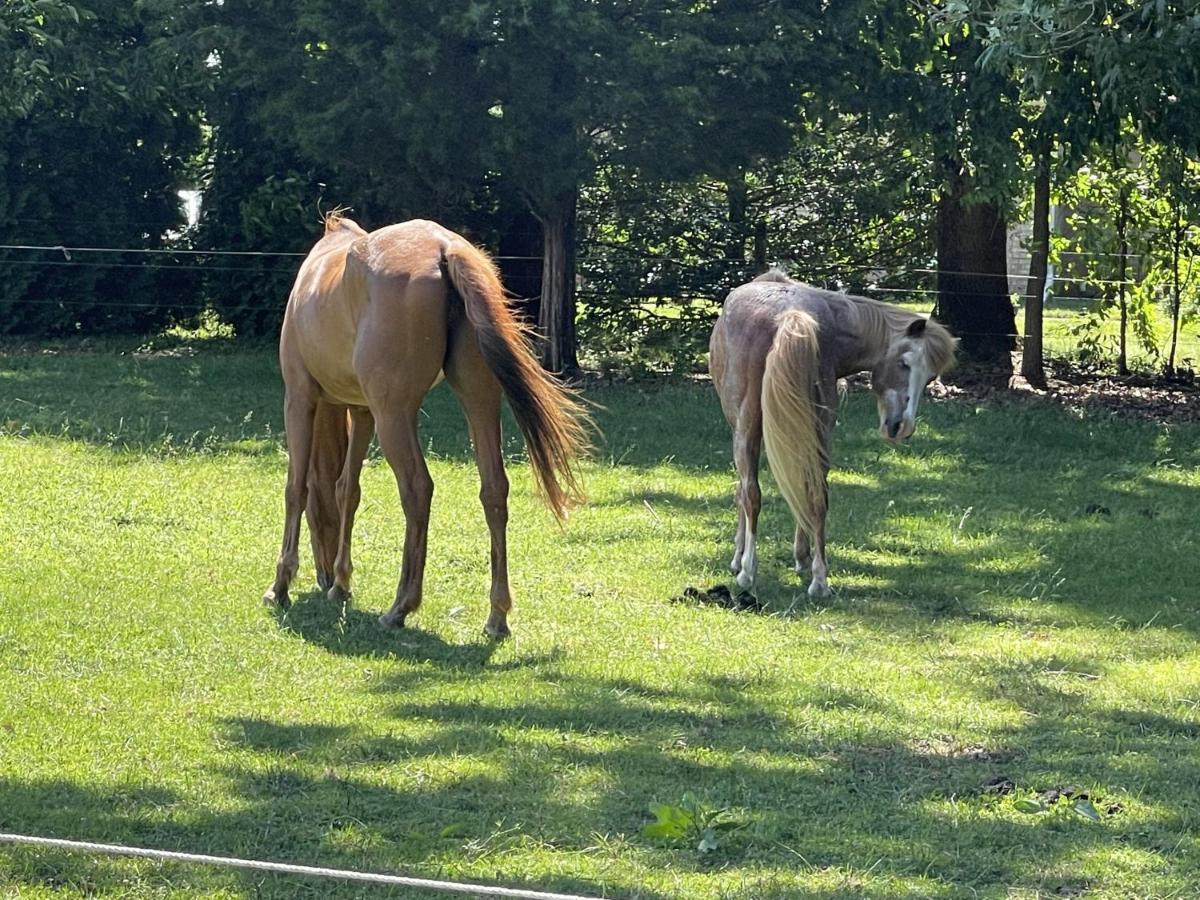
[{"left": 1, "top": 0, "right": 1197, "bottom": 375}]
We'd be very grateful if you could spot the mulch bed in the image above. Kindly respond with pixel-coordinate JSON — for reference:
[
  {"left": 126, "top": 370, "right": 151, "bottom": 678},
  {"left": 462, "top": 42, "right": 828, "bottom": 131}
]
[{"left": 928, "top": 355, "right": 1200, "bottom": 425}]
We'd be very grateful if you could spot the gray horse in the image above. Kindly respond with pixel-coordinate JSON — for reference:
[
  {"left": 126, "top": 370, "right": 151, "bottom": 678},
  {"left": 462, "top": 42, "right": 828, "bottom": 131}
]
[{"left": 710, "top": 271, "right": 957, "bottom": 597}]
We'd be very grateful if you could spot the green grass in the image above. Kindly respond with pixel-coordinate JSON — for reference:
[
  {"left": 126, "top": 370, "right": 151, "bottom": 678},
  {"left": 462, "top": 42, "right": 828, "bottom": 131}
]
[
  {"left": 884, "top": 294, "right": 1196, "bottom": 371},
  {"left": 2, "top": 338, "right": 1199, "bottom": 899},
  {"left": 1032, "top": 295, "right": 1199, "bottom": 370}
]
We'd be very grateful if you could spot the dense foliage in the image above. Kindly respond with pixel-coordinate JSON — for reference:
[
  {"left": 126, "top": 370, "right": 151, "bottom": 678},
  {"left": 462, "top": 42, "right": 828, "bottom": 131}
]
[
  {"left": 0, "top": 1, "right": 206, "bottom": 334},
  {"left": 0, "top": 0, "right": 1197, "bottom": 374}
]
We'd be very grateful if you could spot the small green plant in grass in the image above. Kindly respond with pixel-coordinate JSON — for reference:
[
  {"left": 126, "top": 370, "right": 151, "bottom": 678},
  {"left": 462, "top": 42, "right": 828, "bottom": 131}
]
[
  {"left": 642, "top": 792, "right": 746, "bottom": 853},
  {"left": 1012, "top": 792, "right": 1104, "bottom": 822}
]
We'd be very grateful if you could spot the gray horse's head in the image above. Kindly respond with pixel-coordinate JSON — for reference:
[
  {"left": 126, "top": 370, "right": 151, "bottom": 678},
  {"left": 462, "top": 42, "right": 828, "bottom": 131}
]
[{"left": 871, "top": 317, "right": 957, "bottom": 442}]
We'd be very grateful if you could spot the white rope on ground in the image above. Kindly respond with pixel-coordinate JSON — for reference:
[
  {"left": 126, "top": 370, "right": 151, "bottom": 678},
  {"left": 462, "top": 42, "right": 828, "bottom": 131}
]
[{"left": 0, "top": 833, "right": 612, "bottom": 900}]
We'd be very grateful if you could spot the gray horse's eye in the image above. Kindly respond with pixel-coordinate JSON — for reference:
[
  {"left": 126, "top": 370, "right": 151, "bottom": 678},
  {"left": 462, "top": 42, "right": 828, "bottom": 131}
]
[{"left": 898, "top": 360, "right": 910, "bottom": 371}]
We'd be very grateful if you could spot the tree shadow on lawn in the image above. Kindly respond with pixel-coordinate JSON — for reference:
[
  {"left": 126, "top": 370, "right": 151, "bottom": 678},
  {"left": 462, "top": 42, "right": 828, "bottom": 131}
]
[
  {"left": 8, "top": 342, "right": 1197, "bottom": 635},
  {"left": 5, "top": 658, "right": 1192, "bottom": 898},
  {"left": 274, "top": 593, "right": 563, "bottom": 673},
  {"left": 651, "top": 395, "right": 1200, "bottom": 637},
  {"left": 0, "top": 344, "right": 284, "bottom": 454},
  {"left": 0, "top": 346, "right": 730, "bottom": 465}
]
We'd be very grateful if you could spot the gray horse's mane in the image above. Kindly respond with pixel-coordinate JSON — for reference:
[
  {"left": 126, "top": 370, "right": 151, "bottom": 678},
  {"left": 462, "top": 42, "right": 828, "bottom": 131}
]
[{"left": 752, "top": 268, "right": 957, "bottom": 373}]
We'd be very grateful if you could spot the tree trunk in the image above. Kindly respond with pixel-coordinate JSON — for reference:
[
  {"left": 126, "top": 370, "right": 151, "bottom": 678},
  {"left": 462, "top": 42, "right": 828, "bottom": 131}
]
[
  {"left": 537, "top": 190, "right": 578, "bottom": 375},
  {"left": 1116, "top": 187, "right": 1129, "bottom": 376},
  {"left": 497, "top": 201, "right": 543, "bottom": 325},
  {"left": 935, "top": 165, "right": 1017, "bottom": 372},
  {"left": 725, "top": 173, "right": 749, "bottom": 263},
  {"left": 1167, "top": 202, "right": 1182, "bottom": 376},
  {"left": 752, "top": 218, "right": 769, "bottom": 274},
  {"left": 1021, "top": 142, "right": 1051, "bottom": 389}
]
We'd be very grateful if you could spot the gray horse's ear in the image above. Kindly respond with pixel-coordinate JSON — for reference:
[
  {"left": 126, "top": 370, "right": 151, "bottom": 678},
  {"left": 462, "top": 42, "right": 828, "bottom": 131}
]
[{"left": 906, "top": 318, "right": 927, "bottom": 338}]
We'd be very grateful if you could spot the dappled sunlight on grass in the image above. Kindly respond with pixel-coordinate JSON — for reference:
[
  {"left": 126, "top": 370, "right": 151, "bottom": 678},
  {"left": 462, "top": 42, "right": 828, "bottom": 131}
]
[{"left": 2, "top": 341, "right": 1200, "bottom": 898}]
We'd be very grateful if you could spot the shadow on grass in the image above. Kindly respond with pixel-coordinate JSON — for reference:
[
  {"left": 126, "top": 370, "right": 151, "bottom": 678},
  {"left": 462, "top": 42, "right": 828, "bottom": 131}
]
[
  {"left": 8, "top": 339, "right": 1197, "bottom": 639},
  {"left": 6, "top": 345, "right": 1200, "bottom": 896},
  {"left": 4, "top": 655, "right": 1193, "bottom": 897},
  {"left": 276, "top": 598, "right": 492, "bottom": 666}
]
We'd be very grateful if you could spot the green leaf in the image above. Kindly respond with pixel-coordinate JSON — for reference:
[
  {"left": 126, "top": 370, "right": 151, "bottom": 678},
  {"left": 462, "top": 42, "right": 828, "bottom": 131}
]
[
  {"left": 642, "top": 803, "right": 694, "bottom": 840},
  {"left": 642, "top": 822, "right": 679, "bottom": 840},
  {"left": 1013, "top": 798, "right": 1047, "bottom": 814},
  {"left": 1072, "top": 799, "right": 1101, "bottom": 821}
]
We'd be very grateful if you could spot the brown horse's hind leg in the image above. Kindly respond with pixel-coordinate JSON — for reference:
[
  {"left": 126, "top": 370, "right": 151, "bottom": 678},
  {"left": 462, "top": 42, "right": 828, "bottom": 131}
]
[
  {"left": 328, "top": 407, "right": 374, "bottom": 605},
  {"left": 265, "top": 386, "right": 319, "bottom": 609},
  {"left": 306, "top": 401, "right": 349, "bottom": 592},
  {"left": 355, "top": 271, "right": 447, "bottom": 629},
  {"left": 445, "top": 328, "right": 512, "bottom": 638},
  {"left": 793, "top": 528, "right": 812, "bottom": 572},
  {"left": 375, "top": 408, "right": 434, "bottom": 629}
]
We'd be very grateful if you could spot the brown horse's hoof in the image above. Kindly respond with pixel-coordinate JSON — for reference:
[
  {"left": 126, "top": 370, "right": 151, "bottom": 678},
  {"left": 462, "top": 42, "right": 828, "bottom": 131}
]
[
  {"left": 484, "top": 619, "right": 511, "bottom": 640},
  {"left": 327, "top": 584, "right": 351, "bottom": 605},
  {"left": 263, "top": 589, "right": 290, "bottom": 610},
  {"left": 378, "top": 610, "right": 406, "bottom": 629},
  {"left": 316, "top": 569, "right": 334, "bottom": 592}
]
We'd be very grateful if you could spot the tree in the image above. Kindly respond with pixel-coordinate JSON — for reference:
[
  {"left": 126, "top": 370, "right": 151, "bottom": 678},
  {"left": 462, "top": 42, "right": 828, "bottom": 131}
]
[
  {"left": 1057, "top": 136, "right": 1158, "bottom": 373},
  {"left": 0, "top": 1, "right": 207, "bottom": 334},
  {"left": 816, "top": 4, "right": 1025, "bottom": 370},
  {"left": 963, "top": 0, "right": 1200, "bottom": 384},
  {"left": 206, "top": 0, "right": 807, "bottom": 371},
  {"left": 577, "top": 120, "right": 938, "bottom": 371}
]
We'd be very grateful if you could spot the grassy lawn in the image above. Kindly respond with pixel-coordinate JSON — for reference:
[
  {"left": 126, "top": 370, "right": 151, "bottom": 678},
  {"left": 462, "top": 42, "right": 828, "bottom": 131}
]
[
  {"left": 1, "top": 338, "right": 1199, "bottom": 898},
  {"left": 881, "top": 294, "right": 1196, "bottom": 372},
  {"left": 1034, "top": 295, "right": 1199, "bottom": 370}
]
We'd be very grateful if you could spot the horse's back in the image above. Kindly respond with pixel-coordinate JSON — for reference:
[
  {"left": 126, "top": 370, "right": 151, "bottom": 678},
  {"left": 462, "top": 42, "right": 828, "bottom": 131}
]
[
  {"left": 283, "top": 218, "right": 461, "bottom": 406},
  {"left": 711, "top": 276, "right": 841, "bottom": 421}
]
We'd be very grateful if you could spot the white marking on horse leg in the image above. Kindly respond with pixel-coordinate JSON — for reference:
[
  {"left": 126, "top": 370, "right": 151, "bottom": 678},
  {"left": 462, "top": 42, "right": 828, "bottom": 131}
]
[
  {"left": 737, "top": 529, "right": 757, "bottom": 589},
  {"left": 807, "top": 546, "right": 830, "bottom": 597},
  {"left": 731, "top": 508, "right": 746, "bottom": 574}
]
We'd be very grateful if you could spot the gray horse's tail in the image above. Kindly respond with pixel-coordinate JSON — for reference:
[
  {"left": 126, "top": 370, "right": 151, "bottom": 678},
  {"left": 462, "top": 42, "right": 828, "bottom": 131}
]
[{"left": 761, "top": 309, "right": 829, "bottom": 544}]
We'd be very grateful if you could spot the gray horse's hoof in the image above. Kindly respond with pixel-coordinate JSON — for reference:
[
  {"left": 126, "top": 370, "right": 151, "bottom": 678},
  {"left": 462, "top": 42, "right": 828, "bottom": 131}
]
[
  {"left": 263, "top": 589, "right": 290, "bottom": 610},
  {"left": 484, "top": 621, "right": 511, "bottom": 641}
]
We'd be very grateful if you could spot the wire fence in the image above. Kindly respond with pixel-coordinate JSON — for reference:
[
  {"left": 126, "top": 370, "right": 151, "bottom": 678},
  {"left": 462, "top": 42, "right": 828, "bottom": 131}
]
[{"left": 0, "top": 239, "right": 1193, "bottom": 355}]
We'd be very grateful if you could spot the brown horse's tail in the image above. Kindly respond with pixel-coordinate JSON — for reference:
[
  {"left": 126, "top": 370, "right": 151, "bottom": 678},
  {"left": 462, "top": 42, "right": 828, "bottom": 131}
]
[
  {"left": 761, "top": 309, "right": 829, "bottom": 544},
  {"left": 442, "top": 239, "right": 591, "bottom": 520}
]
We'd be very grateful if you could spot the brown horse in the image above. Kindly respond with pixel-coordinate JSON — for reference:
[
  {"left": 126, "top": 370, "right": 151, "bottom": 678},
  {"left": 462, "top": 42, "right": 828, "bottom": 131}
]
[
  {"left": 264, "top": 214, "right": 590, "bottom": 638},
  {"left": 709, "top": 271, "right": 956, "bottom": 597}
]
